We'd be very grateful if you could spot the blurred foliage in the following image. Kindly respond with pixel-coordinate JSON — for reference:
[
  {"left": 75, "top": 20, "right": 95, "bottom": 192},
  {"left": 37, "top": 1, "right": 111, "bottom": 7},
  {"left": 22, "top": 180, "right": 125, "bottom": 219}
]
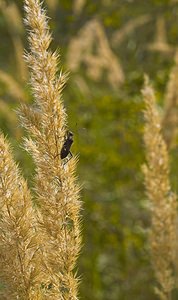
[{"left": 1, "top": 0, "right": 178, "bottom": 299}]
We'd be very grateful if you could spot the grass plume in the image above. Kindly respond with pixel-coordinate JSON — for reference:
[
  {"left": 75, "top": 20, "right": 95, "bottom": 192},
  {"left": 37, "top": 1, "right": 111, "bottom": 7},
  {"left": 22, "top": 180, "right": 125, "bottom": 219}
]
[
  {"left": 0, "top": 133, "right": 42, "bottom": 299},
  {"left": 19, "top": 0, "right": 82, "bottom": 298},
  {"left": 142, "top": 77, "right": 177, "bottom": 300}
]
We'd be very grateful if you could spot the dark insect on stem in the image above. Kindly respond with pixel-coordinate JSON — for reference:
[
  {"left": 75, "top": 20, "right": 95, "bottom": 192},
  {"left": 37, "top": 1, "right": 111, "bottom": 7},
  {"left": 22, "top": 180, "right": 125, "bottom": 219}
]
[{"left": 60, "top": 131, "right": 74, "bottom": 159}]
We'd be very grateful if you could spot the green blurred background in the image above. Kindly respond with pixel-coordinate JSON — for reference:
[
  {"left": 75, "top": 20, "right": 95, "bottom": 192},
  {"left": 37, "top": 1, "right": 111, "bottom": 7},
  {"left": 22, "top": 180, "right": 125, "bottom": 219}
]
[{"left": 1, "top": 0, "right": 178, "bottom": 299}]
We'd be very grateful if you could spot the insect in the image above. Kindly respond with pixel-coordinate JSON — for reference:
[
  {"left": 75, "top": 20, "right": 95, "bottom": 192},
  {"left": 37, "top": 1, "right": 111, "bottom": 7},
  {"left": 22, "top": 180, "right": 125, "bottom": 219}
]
[{"left": 60, "top": 131, "right": 74, "bottom": 159}]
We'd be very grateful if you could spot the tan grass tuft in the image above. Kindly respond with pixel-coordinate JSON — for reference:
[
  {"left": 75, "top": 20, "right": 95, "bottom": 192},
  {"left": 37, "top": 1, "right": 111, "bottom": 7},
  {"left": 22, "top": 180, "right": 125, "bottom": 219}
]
[
  {"left": 20, "top": 0, "right": 82, "bottom": 298},
  {"left": 142, "top": 77, "right": 177, "bottom": 300},
  {"left": 0, "top": 133, "right": 42, "bottom": 299}
]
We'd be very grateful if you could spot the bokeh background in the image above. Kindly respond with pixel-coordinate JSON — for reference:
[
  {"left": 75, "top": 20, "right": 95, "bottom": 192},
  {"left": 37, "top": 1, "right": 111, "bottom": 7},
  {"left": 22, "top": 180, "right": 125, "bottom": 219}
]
[{"left": 1, "top": 0, "right": 178, "bottom": 299}]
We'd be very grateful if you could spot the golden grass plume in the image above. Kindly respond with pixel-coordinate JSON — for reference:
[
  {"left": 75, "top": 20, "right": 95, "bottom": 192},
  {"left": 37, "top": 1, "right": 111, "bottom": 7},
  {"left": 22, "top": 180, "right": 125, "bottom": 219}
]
[
  {"left": 0, "top": 133, "right": 42, "bottom": 299},
  {"left": 19, "top": 0, "right": 82, "bottom": 298},
  {"left": 142, "top": 76, "right": 177, "bottom": 300}
]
